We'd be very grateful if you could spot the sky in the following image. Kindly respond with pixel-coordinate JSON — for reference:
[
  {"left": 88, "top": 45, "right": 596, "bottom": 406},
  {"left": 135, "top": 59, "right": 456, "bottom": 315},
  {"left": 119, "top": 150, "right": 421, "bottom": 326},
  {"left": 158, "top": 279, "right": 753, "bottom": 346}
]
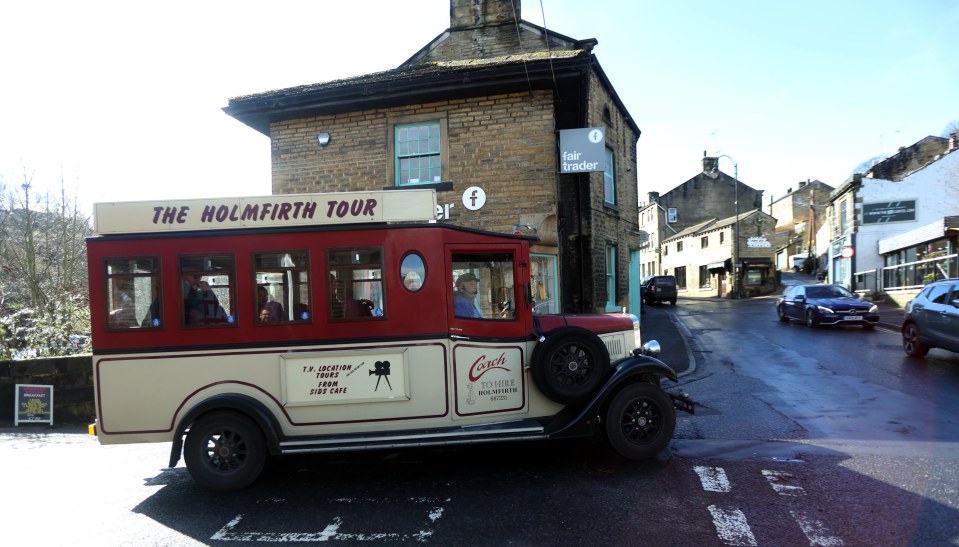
[{"left": 2, "top": 0, "right": 957, "bottom": 215}]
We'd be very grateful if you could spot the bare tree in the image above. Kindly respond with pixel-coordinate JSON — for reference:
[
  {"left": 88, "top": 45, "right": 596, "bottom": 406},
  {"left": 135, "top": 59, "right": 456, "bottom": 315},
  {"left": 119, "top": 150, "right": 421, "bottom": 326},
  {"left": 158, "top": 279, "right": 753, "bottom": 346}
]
[
  {"left": 943, "top": 119, "right": 959, "bottom": 138},
  {"left": 0, "top": 166, "right": 93, "bottom": 358}
]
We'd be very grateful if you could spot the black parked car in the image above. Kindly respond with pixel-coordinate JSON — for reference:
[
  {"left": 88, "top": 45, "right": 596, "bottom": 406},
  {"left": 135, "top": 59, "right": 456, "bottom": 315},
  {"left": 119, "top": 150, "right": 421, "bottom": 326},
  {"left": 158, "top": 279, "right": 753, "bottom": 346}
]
[
  {"left": 642, "top": 275, "right": 678, "bottom": 306},
  {"left": 901, "top": 278, "right": 959, "bottom": 357},
  {"left": 777, "top": 284, "right": 879, "bottom": 329}
]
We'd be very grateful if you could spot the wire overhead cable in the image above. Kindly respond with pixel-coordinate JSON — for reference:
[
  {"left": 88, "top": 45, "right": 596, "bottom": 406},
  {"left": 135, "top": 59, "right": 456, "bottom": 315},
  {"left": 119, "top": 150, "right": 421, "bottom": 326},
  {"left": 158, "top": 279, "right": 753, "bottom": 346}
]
[{"left": 509, "top": 0, "right": 560, "bottom": 98}]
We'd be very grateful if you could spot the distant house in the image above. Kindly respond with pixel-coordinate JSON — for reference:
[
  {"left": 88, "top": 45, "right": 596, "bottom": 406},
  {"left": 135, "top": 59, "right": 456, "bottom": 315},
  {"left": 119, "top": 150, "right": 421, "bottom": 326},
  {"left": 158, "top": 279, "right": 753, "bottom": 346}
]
[
  {"left": 660, "top": 210, "right": 779, "bottom": 299},
  {"left": 767, "top": 180, "right": 835, "bottom": 272},
  {"left": 639, "top": 155, "right": 776, "bottom": 298}
]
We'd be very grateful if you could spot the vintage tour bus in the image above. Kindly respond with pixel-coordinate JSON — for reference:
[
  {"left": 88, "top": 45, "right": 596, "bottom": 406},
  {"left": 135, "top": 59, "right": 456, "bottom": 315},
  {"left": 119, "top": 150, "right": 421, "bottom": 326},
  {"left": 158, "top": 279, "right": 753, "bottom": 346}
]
[{"left": 87, "top": 189, "right": 694, "bottom": 490}]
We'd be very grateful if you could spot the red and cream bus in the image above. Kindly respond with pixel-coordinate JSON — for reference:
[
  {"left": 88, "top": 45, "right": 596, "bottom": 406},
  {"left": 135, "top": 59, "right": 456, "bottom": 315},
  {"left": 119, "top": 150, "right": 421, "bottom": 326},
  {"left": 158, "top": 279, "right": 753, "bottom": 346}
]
[{"left": 87, "top": 189, "right": 693, "bottom": 490}]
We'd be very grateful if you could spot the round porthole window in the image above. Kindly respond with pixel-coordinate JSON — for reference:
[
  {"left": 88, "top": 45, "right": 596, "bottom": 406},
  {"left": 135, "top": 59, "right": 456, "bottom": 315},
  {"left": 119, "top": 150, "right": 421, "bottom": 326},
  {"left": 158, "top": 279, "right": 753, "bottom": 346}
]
[{"left": 400, "top": 253, "right": 426, "bottom": 292}]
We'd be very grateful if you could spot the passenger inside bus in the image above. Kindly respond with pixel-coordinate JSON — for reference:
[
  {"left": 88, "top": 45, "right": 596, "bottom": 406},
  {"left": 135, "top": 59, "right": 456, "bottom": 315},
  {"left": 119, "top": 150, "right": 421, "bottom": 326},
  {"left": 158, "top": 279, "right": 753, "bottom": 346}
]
[
  {"left": 183, "top": 274, "right": 228, "bottom": 325},
  {"left": 257, "top": 286, "right": 286, "bottom": 323}
]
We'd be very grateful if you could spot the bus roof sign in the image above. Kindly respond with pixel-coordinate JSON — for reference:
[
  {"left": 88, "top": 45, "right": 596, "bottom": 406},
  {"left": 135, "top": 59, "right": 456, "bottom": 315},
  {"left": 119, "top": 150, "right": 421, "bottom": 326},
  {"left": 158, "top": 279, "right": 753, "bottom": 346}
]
[{"left": 93, "top": 189, "right": 437, "bottom": 235}]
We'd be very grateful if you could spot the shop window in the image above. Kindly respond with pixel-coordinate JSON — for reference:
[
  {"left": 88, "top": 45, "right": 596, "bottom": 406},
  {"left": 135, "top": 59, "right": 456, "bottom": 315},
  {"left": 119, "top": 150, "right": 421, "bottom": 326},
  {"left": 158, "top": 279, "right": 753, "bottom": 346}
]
[
  {"left": 180, "top": 255, "right": 236, "bottom": 327},
  {"left": 699, "top": 265, "right": 710, "bottom": 288},
  {"left": 531, "top": 253, "right": 558, "bottom": 314},
  {"left": 675, "top": 266, "right": 687, "bottom": 289},
  {"left": 253, "top": 250, "right": 310, "bottom": 324},
  {"left": 328, "top": 248, "right": 384, "bottom": 321},
  {"left": 104, "top": 257, "right": 160, "bottom": 330}
]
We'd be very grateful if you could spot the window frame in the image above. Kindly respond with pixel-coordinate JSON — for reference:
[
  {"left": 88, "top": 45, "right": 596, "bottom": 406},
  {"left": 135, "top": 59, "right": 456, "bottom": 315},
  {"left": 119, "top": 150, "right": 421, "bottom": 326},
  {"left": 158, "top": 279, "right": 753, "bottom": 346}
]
[
  {"left": 103, "top": 256, "right": 161, "bottom": 331},
  {"left": 179, "top": 253, "right": 238, "bottom": 328},
  {"left": 450, "top": 251, "right": 518, "bottom": 322},
  {"left": 603, "top": 146, "right": 616, "bottom": 206},
  {"left": 327, "top": 246, "right": 386, "bottom": 322},
  {"left": 605, "top": 244, "right": 618, "bottom": 312},
  {"left": 388, "top": 113, "right": 449, "bottom": 187},
  {"left": 674, "top": 266, "right": 687, "bottom": 290},
  {"left": 699, "top": 265, "right": 710, "bottom": 288},
  {"left": 252, "top": 249, "right": 312, "bottom": 326}
]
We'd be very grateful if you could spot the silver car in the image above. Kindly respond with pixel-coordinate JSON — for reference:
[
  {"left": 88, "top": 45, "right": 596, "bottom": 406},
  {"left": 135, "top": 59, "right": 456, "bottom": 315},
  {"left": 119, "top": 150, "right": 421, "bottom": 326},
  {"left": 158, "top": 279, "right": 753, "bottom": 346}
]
[{"left": 902, "top": 278, "right": 959, "bottom": 357}]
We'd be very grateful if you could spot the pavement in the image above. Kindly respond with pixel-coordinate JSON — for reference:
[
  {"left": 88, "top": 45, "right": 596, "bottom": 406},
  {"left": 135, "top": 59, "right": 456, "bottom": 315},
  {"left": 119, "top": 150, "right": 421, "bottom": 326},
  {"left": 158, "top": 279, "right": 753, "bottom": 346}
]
[{"left": 640, "top": 304, "right": 696, "bottom": 377}]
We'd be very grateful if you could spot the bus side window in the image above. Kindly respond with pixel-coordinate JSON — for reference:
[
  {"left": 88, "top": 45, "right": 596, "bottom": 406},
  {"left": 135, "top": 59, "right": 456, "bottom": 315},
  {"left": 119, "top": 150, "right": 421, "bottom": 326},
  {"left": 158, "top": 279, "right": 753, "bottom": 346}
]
[
  {"left": 328, "top": 248, "right": 385, "bottom": 321},
  {"left": 253, "top": 250, "right": 311, "bottom": 324},
  {"left": 104, "top": 257, "right": 161, "bottom": 330},
  {"left": 179, "top": 254, "right": 237, "bottom": 327}
]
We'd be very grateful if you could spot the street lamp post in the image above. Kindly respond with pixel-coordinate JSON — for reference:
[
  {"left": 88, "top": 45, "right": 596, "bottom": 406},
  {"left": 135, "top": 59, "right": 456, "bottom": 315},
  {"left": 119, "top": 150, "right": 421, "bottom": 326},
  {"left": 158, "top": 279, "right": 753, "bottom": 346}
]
[{"left": 716, "top": 155, "right": 740, "bottom": 299}]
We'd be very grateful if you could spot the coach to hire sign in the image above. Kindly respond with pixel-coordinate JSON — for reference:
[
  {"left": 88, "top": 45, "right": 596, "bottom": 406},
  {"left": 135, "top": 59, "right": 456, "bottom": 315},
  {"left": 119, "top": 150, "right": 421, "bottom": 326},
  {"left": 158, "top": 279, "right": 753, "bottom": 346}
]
[{"left": 559, "top": 128, "right": 606, "bottom": 173}]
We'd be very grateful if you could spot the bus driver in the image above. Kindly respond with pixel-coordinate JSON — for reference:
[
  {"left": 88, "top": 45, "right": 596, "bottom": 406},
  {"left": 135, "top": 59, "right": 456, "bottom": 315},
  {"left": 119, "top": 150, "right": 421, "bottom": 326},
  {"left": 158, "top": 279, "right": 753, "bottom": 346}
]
[{"left": 453, "top": 273, "right": 481, "bottom": 318}]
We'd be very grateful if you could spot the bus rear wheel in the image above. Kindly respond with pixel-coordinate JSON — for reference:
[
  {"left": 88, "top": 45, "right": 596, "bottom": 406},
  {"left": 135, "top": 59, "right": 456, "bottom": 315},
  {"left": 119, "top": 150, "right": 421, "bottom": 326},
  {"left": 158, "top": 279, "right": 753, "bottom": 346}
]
[{"left": 184, "top": 411, "right": 266, "bottom": 491}]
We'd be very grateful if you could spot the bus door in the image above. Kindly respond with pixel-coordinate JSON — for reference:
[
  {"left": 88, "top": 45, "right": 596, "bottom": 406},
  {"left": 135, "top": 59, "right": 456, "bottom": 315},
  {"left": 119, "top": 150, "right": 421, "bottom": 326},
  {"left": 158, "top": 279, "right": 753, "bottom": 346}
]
[{"left": 445, "top": 244, "right": 531, "bottom": 419}]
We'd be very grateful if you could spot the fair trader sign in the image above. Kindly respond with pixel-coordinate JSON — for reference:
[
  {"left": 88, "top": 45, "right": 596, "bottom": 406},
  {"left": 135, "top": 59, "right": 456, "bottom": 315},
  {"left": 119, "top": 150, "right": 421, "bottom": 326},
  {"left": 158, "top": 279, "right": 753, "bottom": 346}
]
[
  {"left": 93, "top": 189, "right": 437, "bottom": 235},
  {"left": 559, "top": 127, "right": 606, "bottom": 173}
]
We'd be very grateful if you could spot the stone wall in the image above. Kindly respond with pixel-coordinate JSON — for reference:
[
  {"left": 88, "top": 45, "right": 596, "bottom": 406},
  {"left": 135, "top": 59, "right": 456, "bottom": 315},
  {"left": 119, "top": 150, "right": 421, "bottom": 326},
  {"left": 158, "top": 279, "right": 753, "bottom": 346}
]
[
  {"left": 270, "top": 91, "right": 558, "bottom": 237},
  {"left": 0, "top": 356, "right": 94, "bottom": 425}
]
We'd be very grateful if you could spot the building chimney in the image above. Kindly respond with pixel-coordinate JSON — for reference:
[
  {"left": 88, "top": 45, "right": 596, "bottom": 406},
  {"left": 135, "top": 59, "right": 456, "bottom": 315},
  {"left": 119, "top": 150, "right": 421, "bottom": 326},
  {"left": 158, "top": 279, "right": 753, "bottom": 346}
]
[
  {"left": 648, "top": 192, "right": 660, "bottom": 203},
  {"left": 702, "top": 156, "right": 718, "bottom": 175},
  {"left": 451, "top": 0, "right": 520, "bottom": 30}
]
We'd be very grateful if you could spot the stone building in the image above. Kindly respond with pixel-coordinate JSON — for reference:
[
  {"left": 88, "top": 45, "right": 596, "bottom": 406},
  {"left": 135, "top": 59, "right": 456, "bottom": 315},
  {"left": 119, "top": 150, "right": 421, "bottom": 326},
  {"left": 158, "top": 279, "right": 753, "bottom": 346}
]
[
  {"left": 826, "top": 133, "right": 959, "bottom": 302},
  {"left": 223, "top": 0, "right": 643, "bottom": 314},
  {"left": 638, "top": 155, "right": 776, "bottom": 297},
  {"left": 659, "top": 210, "right": 779, "bottom": 299},
  {"left": 767, "top": 179, "right": 834, "bottom": 272}
]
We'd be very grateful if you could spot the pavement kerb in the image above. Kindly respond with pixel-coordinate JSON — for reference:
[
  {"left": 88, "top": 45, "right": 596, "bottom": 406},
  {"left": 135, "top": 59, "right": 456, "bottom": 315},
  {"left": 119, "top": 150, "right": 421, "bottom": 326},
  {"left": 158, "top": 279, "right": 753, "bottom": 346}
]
[{"left": 667, "top": 308, "right": 698, "bottom": 378}]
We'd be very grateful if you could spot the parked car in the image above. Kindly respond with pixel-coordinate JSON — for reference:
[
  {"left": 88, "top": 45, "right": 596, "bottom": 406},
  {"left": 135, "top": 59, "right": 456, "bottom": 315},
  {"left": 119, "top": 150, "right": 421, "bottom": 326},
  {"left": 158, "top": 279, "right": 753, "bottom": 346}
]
[
  {"left": 777, "top": 284, "right": 879, "bottom": 329},
  {"left": 901, "top": 278, "right": 959, "bottom": 357},
  {"left": 642, "top": 275, "right": 678, "bottom": 306}
]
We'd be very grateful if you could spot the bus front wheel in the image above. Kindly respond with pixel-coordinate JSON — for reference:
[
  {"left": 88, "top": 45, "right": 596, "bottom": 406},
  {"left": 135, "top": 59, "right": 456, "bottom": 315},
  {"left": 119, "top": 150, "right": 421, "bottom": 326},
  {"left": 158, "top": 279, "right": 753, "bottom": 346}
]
[{"left": 184, "top": 411, "right": 266, "bottom": 491}]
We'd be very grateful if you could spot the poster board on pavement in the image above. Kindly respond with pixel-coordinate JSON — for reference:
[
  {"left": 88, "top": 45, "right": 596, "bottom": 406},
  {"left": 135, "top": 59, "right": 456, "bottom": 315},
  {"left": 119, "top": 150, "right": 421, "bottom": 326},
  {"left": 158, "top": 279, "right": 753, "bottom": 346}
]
[{"left": 15, "top": 384, "right": 54, "bottom": 425}]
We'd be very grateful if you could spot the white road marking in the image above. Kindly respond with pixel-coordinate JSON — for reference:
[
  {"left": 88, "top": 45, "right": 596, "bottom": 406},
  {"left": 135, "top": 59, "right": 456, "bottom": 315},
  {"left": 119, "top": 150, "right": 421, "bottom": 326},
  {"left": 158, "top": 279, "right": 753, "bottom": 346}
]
[
  {"left": 790, "top": 510, "right": 844, "bottom": 546},
  {"left": 707, "top": 505, "right": 758, "bottom": 546},
  {"left": 211, "top": 497, "right": 448, "bottom": 542},
  {"left": 762, "top": 470, "right": 806, "bottom": 496},
  {"left": 695, "top": 465, "right": 732, "bottom": 492}
]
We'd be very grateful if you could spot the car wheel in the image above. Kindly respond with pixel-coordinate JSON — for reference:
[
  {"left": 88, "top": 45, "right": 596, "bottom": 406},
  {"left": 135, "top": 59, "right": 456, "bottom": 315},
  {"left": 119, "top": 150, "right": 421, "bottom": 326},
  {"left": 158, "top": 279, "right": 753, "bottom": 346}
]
[
  {"left": 902, "top": 323, "right": 929, "bottom": 357},
  {"left": 805, "top": 309, "right": 817, "bottom": 328},
  {"left": 532, "top": 329, "right": 609, "bottom": 405},
  {"left": 777, "top": 305, "right": 789, "bottom": 322},
  {"left": 605, "top": 383, "right": 676, "bottom": 460},
  {"left": 669, "top": 299, "right": 677, "bottom": 306},
  {"left": 184, "top": 411, "right": 266, "bottom": 491}
]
